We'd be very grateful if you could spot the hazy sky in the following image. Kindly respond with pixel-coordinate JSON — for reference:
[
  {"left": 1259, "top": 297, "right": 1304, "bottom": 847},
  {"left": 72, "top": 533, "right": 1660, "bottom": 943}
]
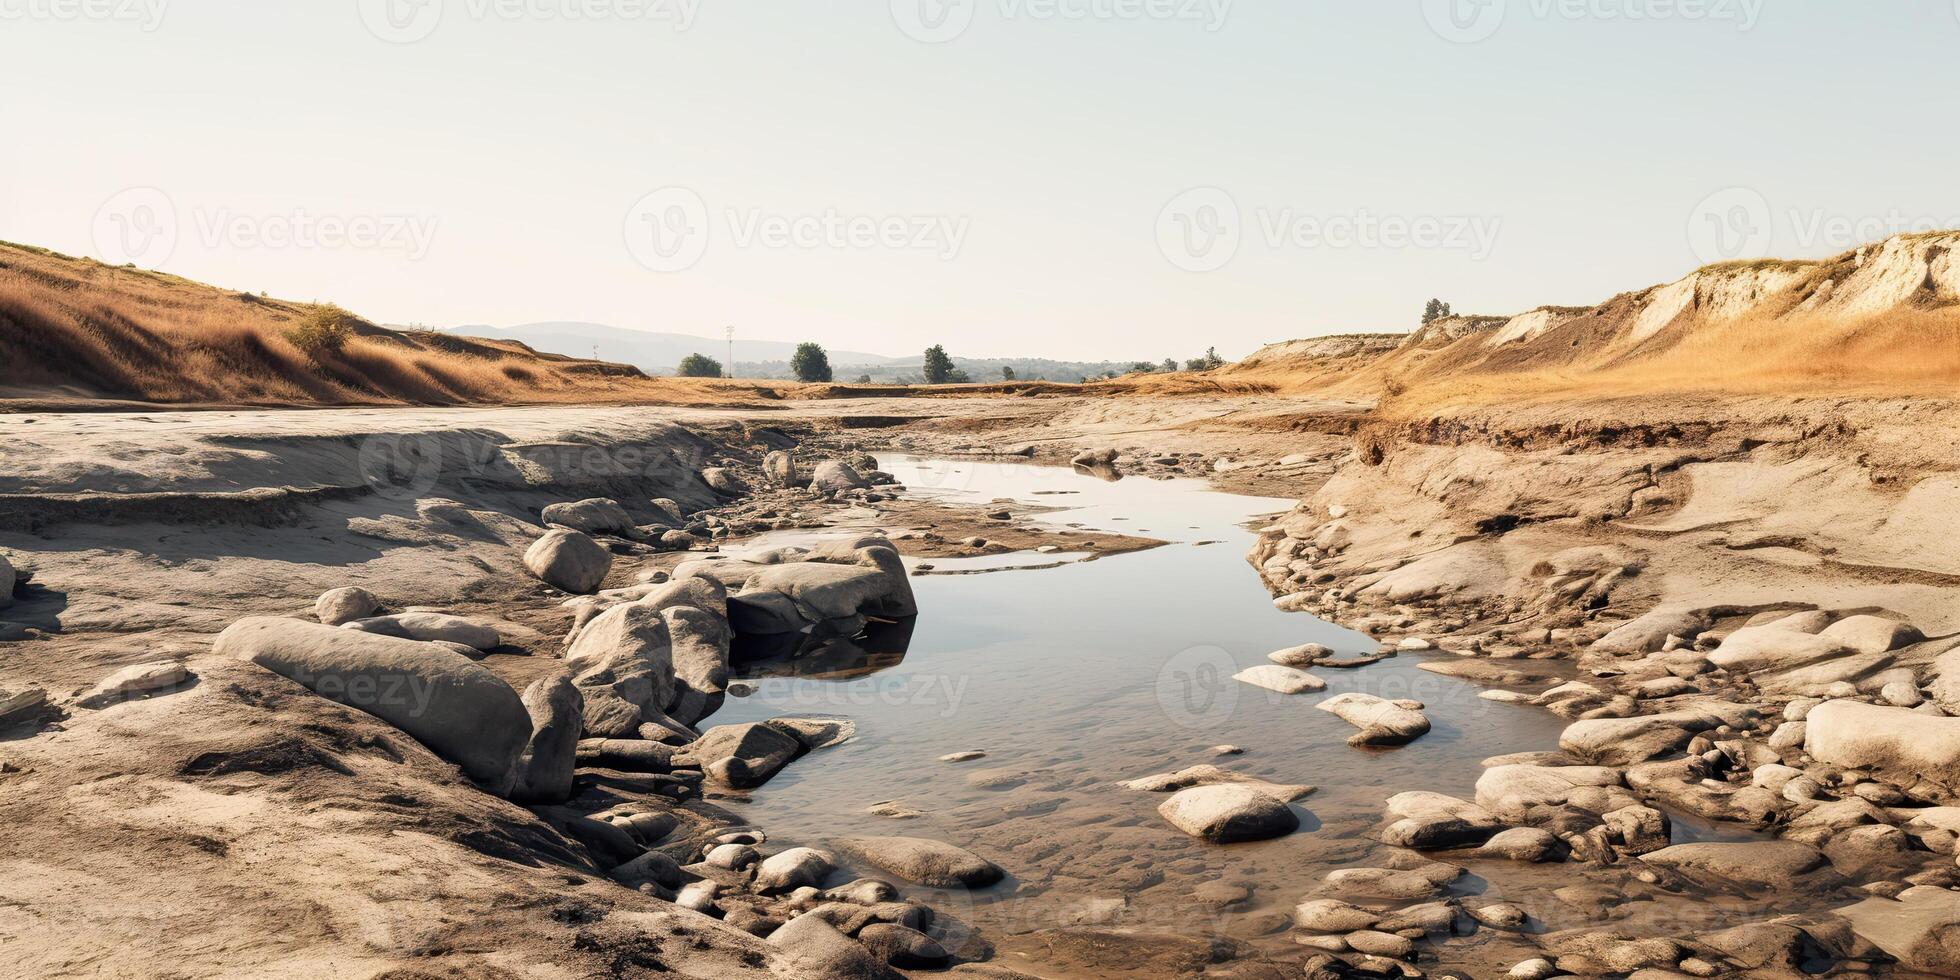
[{"left": 4, "top": 1, "right": 1956, "bottom": 360}]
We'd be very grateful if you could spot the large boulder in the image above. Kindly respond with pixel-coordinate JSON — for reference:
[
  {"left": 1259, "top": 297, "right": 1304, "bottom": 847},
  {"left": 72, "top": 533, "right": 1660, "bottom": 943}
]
[
  {"left": 679, "top": 722, "right": 804, "bottom": 789},
  {"left": 640, "top": 574, "right": 730, "bottom": 619},
  {"left": 834, "top": 837, "right": 1003, "bottom": 889},
  {"left": 1805, "top": 699, "right": 1960, "bottom": 789},
  {"left": 768, "top": 913, "right": 904, "bottom": 980},
  {"left": 343, "top": 612, "right": 499, "bottom": 651},
  {"left": 564, "top": 603, "right": 675, "bottom": 738},
  {"left": 1706, "top": 626, "right": 1856, "bottom": 674},
  {"left": 1592, "top": 607, "right": 1714, "bottom": 655},
  {"left": 1380, "top": 792, "right": 1504, "bottom": 849},
  {"left": 524, "top": 529, "right": 612, "bottom": 594},
  {"left": 1819, "top": 615, "right": 1924, "bottom": 654},
  {"left": 0, "top": 552, "right": 14, "bottom": 609},
  {"left": 1157, "top": 784, "right": 1299, "bottom": 843},
  {"left": 763, "top": 451, "right": 800, "bottom": 488},
  {"left": 755, "top": 847, "right": 837, "bottom": 894},
  {"left": 1316, "top": 692, "right": 1430, "bottom": 746},
  {"left": 215, "top": 617, "right": 530, "bottom": 792},
  {"left": 810, "top": 460, "right": 870, "bottom": 494},
  {"left": 541, "top": 498, "right": 636, "bottom": 536},
  {"left": 661, "top": 605, "right": 731, "bottom": 697},
  {"left": 313, "top": 586, "right": 379, "bottom": 626},
  {"left": 511, "top": 672, "right": 582, "bottom": 803},
  {"left": 1839, "top": 886, "right": 1960, "bottom": 974}
]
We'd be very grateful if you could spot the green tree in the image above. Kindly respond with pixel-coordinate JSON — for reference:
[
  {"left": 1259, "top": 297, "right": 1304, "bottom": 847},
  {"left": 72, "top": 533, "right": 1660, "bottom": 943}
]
[
  {"left": 1422, "top": 298, "right": 1453, "bottom": 325},
  {"left": 790, "top": 342, "right": 833, "bottom": 383},
  {"left": 676, "top": 353, "right": 723, "bottom": 378},
  {"left": 1001, "top": 366, "right": 1016, "bottom": 381},
  {"left": 1161, "top": 358, "right": 1178, "bottom": 373},
  {"left": 855, "top": 373, "right": 873, "bottom": 384},
  {"left": 923, "top": 345, "right": 957, "bottom": 384},
  {"left": 1132, "top": 361, "right": 1156, "bottom": 373}
]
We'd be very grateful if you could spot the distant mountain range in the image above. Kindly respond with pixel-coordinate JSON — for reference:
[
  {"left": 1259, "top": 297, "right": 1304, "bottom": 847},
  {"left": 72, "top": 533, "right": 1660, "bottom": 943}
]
[{"left": 448, "top": 322, "right": 901, "bottom": 371}]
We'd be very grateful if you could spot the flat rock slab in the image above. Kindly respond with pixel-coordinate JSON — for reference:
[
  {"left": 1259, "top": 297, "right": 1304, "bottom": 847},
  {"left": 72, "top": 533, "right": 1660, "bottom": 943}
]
[
  {"left": 1641, "top": 841, "right": 1831, "bottom": 888},
  {"left": 1118, "top": 764, "right": 1315, "bottom": 802},
  {"left": 1233, "top": 665, "right": 1327, "bottom": 695},
  {"left": 1840, "top": 886, "right": 1960, "bottom": 974},
  {"left": 834, "top": 837, "right": 1003, "bottom": 889},
  {"left": 1157, "top": 784, "right": 1300, "bottom": 843}
]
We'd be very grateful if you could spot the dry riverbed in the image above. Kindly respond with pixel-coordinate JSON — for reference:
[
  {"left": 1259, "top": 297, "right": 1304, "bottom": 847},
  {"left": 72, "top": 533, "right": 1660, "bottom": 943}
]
[{"left": 4, "top": 394, "right": 1960, "bottom": 979}]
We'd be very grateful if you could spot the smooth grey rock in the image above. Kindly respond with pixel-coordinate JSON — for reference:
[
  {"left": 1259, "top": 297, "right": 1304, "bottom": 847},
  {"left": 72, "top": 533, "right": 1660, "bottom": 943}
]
[
  {"left": 1641, "top": 841, "right": 1829, "bottom": 887},
  {"left": 834, "top": 837, "right": 1003, "bottom": 889},
  {"left": 768, "top": 914, "right": 904, "bottom": 980},
  {"left": 764, "top": 451, "right": 800, "bottom": 488},
  {"left": 215, "top": 617, "right": 529, "bottom": 792},
  {"left": 541, "top": 498, "right": 635, "bottom": 536},
  {"left": 1381, "top": 791, "right": 1504, "bottom": 849},
  {"left": 680, "top": 722, "right": 804, "bottom": 789},
  {"left": 512, "top": 672, "right": 582, "bottom": 803},
  {"left": 810, "top": 460, "right": 871, "bottom": 494},
  {"left": 857, "top": 924, "right": 949, "bottom": 968},
  {"left": 1479, "top": 827, "right": 1564, "bottom": 862},
  {"left": 1840, "top": 886, "right": 1960, "bottom": 973},
  {"left": 313, "top": 586, "right": 379, "bottom": 626},
  {"left": 1233, "top": 664, "right": 1327, "bottom": 695},
  {"left": 1317, "top": 692, "right": 1431, "bottom": 746},
  {"left": 565, "top": 603, "right": 675, "bottom": 738},
  {"left": 1820, "top": 615, "right": 1924, "bottom": 654},
  {"left": 1806, "top": 699, "right": 1960, "bottom": 787},
  {"left": 1294, "top": 899, "right": 1381, "bottom": 933},
  {"left": 1157, "top": 784, "right": 1299, "bottom": 843},
  {"left": 343, "top": 612, "right": 499, "bottom": 651},
  {"left": 524, "top": 528, "right": 612, "bottom": 594},
  {"left": 756, "top": 847, "right": 837, "bottom": 894}
]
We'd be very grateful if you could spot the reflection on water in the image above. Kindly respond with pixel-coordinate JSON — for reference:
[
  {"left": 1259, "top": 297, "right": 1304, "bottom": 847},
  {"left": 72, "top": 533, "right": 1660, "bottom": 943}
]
[{"left": 703, "top": 458, "right": 1624, "bottom": 959}]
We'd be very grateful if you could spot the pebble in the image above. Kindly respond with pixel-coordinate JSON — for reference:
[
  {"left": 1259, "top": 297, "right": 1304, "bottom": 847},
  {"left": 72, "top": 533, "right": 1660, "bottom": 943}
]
[{"left": 940, "top": 751, "right": 987, "bottom": 763}]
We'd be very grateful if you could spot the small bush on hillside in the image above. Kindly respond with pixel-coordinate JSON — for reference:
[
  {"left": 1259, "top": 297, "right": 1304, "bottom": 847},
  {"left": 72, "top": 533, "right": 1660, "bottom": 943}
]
[{"left": 286, "top": 304, "right": 352, "bottom": 355}]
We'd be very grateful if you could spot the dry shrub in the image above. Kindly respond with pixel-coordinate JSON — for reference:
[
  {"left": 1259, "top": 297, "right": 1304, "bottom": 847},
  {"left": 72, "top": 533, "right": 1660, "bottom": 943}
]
[{"left": 284, "top": 304, "right": 353, "bottom": 356}]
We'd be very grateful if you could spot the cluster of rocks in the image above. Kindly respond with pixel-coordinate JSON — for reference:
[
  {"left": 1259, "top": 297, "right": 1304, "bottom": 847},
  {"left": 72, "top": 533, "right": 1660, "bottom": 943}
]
[
  {"left": 189, "top": 474, "right": 1007, "bottom": 975},
  {"left": 1248, "top": 493, "right": 1960, "bottom": 974}
]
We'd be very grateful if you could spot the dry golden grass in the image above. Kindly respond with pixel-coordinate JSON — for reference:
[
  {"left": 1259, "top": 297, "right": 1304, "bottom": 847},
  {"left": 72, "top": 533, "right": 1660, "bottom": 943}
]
[
  {"left": 1372, "top": 307, "right": 1960, "bottom": 416},
  {"left": 0, "top": 242, "right": 786, "bottom": 408}
]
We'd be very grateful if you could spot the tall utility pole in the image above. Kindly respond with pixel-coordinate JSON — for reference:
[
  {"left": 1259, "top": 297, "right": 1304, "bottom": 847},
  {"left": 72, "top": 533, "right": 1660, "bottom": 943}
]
[{"left": 725, "top": 326, "right": 734, "bottom": 379}]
